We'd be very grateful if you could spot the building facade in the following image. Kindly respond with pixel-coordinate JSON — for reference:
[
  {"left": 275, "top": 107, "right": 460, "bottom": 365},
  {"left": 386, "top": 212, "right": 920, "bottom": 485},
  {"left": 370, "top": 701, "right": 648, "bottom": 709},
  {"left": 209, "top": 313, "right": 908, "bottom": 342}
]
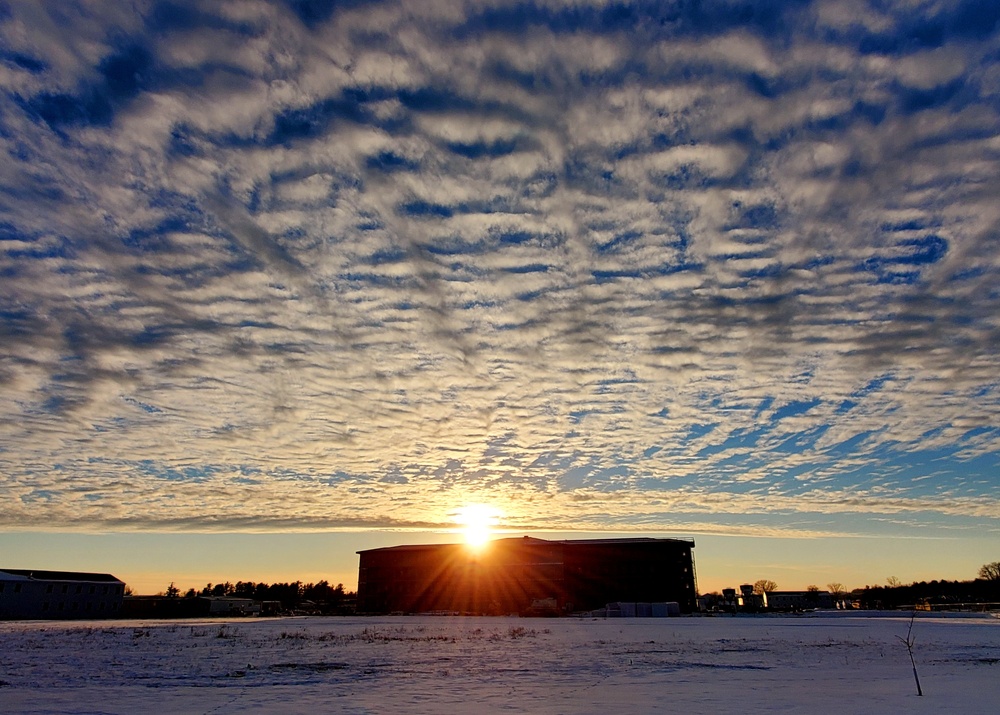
[
  {"left": 0, "top": 569, "right": 126, "bottom": 620},
  {"left": 120, "top": 595, "right": 262, "bottom": 618},
  {"left": 357, "top": 536, "right": 696, "bottom": 615},
  {"left": 765, "top": 590, "right": 836, "bottom": 611}
]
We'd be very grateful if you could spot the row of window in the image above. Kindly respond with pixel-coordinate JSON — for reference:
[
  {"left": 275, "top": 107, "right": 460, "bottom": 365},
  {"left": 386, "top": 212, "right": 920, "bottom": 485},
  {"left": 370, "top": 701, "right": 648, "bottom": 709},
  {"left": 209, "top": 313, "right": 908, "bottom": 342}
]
[
  {"left": 1, "top": 582, "right": 122, "bottom": 595},
  {"left": 40, "top": 601, "right": 118, "bottom": 612},
  {"left": 44, "top": 583, "right": 118, "bottom": 595}
]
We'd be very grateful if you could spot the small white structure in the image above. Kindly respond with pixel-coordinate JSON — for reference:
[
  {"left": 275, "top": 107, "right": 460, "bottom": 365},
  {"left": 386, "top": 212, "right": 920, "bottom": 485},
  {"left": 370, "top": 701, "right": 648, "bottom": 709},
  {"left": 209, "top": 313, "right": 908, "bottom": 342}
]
[
  {"left": 601, "top": 601, "right": 681, "bottom": 617},
  {"left": 0, "top": 569, "right": 126, "bottom": 620}
]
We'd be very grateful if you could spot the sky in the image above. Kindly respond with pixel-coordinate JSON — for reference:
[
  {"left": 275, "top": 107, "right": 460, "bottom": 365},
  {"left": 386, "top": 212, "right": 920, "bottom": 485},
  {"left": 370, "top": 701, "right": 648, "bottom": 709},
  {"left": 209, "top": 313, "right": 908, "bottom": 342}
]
[{"left": 1, "top": 0, "right": 999, "bottom": 596}]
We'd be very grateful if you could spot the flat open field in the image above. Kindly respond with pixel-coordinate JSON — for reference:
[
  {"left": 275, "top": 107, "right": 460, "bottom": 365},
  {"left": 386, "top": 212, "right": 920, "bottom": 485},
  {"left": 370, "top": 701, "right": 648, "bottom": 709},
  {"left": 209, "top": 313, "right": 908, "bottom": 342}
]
[{"left": 2, "top": 612, "right": 997, "bottom": 714}]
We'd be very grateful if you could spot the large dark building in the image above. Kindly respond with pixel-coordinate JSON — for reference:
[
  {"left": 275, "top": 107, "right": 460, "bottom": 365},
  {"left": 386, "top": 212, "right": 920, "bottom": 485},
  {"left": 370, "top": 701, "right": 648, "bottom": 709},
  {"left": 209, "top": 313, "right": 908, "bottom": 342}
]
[
  {"left": 0, "top": 569, "right": 126, "bottom": 619},
  {"left": 357, "top": 536, "right": 696, "bottom": 615}
]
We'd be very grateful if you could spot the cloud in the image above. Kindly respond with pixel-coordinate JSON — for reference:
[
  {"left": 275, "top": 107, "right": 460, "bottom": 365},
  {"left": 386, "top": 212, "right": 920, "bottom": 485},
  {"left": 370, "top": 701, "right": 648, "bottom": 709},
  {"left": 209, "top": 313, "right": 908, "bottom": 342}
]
[{"left": 0, "top": 0, "right": 998, "bottom": 538}]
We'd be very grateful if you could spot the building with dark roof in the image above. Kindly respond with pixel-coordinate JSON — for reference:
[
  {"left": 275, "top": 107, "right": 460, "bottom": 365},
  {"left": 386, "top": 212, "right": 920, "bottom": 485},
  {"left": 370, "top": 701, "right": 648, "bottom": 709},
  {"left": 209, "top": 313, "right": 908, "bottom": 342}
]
[
  {"left": 357, "top": 536, "right": 696, "bottom": 615},
  {"left": 0, "top": 569, "right": 126, "bottom": 620}
]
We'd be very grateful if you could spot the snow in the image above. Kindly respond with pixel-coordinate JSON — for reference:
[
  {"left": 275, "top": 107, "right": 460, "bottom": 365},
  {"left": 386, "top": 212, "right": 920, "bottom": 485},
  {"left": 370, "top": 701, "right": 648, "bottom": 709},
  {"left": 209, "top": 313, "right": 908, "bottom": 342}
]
[{"left": 2, "top": 612, "right": 997, "bottom": 714}]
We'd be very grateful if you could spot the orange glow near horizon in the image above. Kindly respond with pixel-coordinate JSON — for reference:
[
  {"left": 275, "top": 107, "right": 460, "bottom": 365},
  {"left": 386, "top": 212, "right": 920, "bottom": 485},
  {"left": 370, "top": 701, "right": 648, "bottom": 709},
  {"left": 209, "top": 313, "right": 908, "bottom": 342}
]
[{"left": 454, "top": 504, "right": 501, "bottom": 549}]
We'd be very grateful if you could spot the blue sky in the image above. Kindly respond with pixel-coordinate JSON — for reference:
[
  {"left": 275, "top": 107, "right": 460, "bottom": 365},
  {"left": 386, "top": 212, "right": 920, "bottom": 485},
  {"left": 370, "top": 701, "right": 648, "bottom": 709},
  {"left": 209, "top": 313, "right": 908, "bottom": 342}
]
[{"left": 1, "top": 0, "right": 998, "bottom": 593}]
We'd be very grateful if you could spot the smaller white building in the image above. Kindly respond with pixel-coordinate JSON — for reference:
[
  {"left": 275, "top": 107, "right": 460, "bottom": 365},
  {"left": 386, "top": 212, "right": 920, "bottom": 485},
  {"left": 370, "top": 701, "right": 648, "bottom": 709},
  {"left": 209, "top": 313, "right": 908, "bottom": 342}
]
[{"left": 0, "top": 569, "right": 126, "bottom": 620}]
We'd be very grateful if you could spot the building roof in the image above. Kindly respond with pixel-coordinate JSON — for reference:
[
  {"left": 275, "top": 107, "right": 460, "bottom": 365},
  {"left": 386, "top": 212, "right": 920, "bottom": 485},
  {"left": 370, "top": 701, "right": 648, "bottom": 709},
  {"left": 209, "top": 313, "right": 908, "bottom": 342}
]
[
  {"left": 358, "top": 535, "right": 694, "bottom": 555},
  {"left": 550, "top": 537, "right": 695, "bottom": 547},
  {"left": 0, "top": 569, "right": 124, "bottom": 583}
]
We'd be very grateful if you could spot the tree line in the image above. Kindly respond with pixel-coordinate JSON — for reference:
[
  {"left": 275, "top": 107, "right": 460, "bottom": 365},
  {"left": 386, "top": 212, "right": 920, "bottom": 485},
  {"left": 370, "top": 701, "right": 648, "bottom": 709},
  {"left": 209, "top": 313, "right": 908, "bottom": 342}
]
[
  {"left": 162, "top": 580, "right": 357, "bottom": 613},
  {"left": 858, "top": 576, "right": 1000, "bottom": 610},
  {"left": 715, "top": 561, "right": 1000, "bottom": 608}
]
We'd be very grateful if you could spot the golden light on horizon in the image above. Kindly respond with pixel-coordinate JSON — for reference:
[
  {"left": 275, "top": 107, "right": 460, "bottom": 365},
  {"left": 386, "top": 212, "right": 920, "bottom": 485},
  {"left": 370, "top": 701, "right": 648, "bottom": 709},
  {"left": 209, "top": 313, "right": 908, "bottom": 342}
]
[{"left": 454, "top": 504, "right": 501, "bottom": 549}]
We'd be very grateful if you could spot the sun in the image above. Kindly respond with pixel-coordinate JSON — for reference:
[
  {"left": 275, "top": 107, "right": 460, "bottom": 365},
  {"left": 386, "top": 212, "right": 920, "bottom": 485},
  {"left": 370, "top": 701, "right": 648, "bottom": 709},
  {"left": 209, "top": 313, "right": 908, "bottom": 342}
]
[{"left": 454, "top": 504, "right": 500, "bottom": 549}]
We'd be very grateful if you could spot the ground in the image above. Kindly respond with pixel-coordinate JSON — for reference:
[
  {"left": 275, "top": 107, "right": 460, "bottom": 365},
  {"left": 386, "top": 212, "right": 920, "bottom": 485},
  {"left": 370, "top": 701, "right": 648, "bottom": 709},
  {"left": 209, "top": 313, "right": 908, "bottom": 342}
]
[{"left": 1, "top": 612, "right": 997, "bottom": 714}]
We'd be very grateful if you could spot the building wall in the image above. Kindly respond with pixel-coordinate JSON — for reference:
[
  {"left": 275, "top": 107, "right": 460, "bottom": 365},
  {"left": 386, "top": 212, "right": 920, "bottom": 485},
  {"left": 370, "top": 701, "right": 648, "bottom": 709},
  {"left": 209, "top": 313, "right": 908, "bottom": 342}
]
[
  {"left": 562, "top": 540, "right": 696, "bottom": 612},
  {"left": 120, "top": 596, "right": 261, "bottom": 618},
  {"left": 0, "top": 570, "right": 126, "bottom": 620},
  {"left": 121, "top": 596, "right": 212, "bottom": 619},
  {"left": 357, "top": 540, "right": 566, "bottom": 615},
  {"left": 765, "top": 590, "right": 835, "bottom": 610},
  {"left": 357, "top": 537, "right": 696, "bottom": 615}
]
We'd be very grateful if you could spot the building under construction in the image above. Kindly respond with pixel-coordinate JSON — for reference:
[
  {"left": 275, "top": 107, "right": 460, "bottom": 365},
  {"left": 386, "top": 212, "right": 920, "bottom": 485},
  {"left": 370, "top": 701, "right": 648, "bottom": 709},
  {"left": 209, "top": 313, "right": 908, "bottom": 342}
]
[{"left": 356, "top": 536, "right": 696, "bottom": 615}]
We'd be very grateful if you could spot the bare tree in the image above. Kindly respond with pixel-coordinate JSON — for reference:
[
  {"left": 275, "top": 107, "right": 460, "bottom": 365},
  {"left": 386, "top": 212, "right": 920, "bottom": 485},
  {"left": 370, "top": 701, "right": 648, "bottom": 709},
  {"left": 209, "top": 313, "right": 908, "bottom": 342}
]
[
  {"left": 886, "top": 576, "right": 902, "bottom": 588},
  {"left": 897, "top": 612, "right": 923, "bottom": 696},
  {"left": 753, "top": 579, "right": 777, "bottom": 594},
  {"left": 827, "top": 582, "right": 845, "bottom": 607},
  {"left": 978, "top": 561, "right": 1000, "bottom": 581}
]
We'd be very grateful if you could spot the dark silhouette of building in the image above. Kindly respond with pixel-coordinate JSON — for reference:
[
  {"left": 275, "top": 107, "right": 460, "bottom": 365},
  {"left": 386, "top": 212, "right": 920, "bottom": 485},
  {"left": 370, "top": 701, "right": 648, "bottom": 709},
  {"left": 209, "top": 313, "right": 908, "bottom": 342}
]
[
  {"left": 121, "top": 595, "right": 262, "bottom": 618},
  {"left": 357, "top": 536, "right": 696, "bottom": 615},
  {"left": 0, "top": 569, "right": 126, "bottom": 620}
]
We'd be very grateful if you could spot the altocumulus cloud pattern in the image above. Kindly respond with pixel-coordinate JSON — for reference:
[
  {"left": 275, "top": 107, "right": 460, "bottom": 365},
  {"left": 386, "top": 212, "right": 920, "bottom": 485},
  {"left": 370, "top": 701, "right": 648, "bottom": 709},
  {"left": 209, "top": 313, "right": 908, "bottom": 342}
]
[{"left": 1, "top": 0, "right": 998, "bottom": 536}]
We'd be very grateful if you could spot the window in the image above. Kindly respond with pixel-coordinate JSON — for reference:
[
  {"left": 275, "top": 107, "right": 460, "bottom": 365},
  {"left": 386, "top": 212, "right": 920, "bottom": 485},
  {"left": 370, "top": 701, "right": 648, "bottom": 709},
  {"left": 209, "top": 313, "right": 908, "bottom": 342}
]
[
  {"left": 47, "top": 584, "right": 53, "bottom": 593},
  {"left": 0, "top": 582, "right": 5, "bottom": 593},
  {"left": 76, "top": 585, "right": 82, "bottom": 594},
  {"left": 61, "top": 585, "right": 68, "bottom": 594},
  {"left": 42, "top": 602, "right": 49, "bottom": 611},
  {"left": 14, "top": 583, "right": 21, "bottom": 593},
  {"left": 90, "top": 585, "right": 95, "bottom": 594}
]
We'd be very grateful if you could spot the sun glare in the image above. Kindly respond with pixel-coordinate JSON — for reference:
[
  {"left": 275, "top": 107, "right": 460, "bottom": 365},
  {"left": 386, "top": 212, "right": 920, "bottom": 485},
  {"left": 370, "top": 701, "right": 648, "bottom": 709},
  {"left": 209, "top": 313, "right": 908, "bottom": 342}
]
[{"left": 454, "top": 504, "right": 500, "bottom": 549}]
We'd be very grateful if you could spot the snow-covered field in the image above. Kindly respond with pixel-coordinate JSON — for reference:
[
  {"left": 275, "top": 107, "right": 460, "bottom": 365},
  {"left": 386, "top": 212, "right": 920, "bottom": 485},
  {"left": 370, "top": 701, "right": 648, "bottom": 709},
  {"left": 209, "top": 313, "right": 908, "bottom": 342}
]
[{"left": 2, "top": 612, "right": 997, "bottom": 714}]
